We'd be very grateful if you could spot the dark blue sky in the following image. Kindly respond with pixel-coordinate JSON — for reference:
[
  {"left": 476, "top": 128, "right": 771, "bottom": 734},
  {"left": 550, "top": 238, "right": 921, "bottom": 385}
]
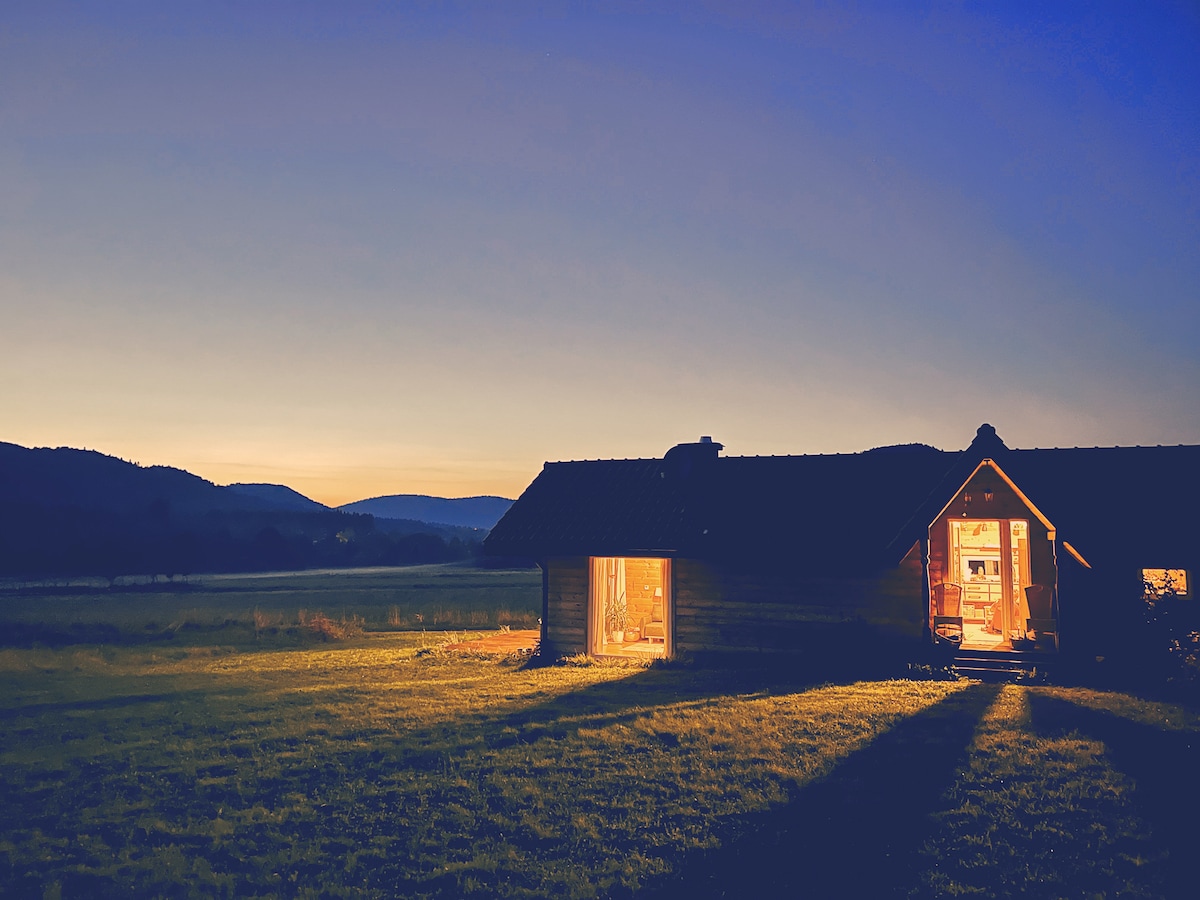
[{"left": 2, "top": 2, "right": 1197, "bottom": 503}]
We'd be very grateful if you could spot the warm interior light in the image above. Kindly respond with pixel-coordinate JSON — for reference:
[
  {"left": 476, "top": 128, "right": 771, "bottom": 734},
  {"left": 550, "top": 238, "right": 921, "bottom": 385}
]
[
  {"left": 944, "top": 518, "right": 1037, "bottom": 651},
  {"left": 1143, "top": 568, "right": 1189, "bottom": 596},
  {"left": 590, "top": 557, "right": 669, "bottom": 658}
]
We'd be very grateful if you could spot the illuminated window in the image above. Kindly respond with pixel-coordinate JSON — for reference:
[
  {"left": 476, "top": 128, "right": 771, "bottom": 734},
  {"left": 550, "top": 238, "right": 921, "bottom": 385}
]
[
  {"left": 589, "top": 557, "right": 670, "bottom": 658},
  {"left": 1142, "top": 568, "right": 1190, "bottom": 597}
]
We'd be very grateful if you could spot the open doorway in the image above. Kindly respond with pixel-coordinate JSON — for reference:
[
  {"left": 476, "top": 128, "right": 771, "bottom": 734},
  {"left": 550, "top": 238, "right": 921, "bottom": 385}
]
[
  {"left": 589, "top": 557, "right": 670, "bottom": 658},
  {"left": 928, "top": 459, "right": 1060, "bottom": 653},
  {"left": 948, "top": 519, "right": 1031, "bottom": 649}
]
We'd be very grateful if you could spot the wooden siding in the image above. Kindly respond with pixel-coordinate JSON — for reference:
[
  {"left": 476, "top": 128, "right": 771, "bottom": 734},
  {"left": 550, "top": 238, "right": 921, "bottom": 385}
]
[
  {"left": 673, "top": 558, "right": 923, "bottom": 655},
  {"left": 882, "top": 541, "right": 927, "bottom": 637},
  {"left": 542, "top": 557, "right": 589, "bottom": 657}
]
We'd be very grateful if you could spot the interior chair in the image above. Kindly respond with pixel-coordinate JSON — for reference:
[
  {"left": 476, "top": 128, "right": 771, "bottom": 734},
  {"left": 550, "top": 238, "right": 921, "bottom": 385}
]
[
  {"left": 988, "top": 601, "right": 1004, "bottom": 634},
  {"left": 641, "top": 599, "right": 666, "bottom": 643},
  {"left": 932, "top": 582, "right": 963, "bottom": 643},
  {"left": 1025, "top": 584, "right": 1057, "bottom": 649}
]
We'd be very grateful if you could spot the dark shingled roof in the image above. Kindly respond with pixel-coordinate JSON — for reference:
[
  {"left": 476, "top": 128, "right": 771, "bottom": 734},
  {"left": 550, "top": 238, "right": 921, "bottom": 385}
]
[
  {"left": 979, "top": 444, "right": 1199, "bottom": 565},
  {"left": 485, "top": 425, "right": 1200, "bottom": 575}
]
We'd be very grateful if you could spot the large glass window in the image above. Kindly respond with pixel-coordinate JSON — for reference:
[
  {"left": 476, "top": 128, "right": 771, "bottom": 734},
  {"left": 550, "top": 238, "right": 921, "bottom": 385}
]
[{"left": 589, "top": 557, "right": 670, "bottom": 657}]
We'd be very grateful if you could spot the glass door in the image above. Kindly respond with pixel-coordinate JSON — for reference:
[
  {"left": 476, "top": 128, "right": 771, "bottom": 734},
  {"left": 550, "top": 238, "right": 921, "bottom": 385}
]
[
  {"left": 1008, "top": 520, "right": 1031, "bottom": 640},
  {"left": 949, "top": 519, "right": 1030, "bottom": 650}
]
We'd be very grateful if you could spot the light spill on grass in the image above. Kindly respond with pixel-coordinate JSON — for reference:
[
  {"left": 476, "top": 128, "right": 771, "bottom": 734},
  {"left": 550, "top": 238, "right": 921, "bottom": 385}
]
[
  {"left": 912, "top": 684, "right": 1172, "bottom": 899},
  {"left": 0, "top": 640, "right": 962, "bottom": 898}
]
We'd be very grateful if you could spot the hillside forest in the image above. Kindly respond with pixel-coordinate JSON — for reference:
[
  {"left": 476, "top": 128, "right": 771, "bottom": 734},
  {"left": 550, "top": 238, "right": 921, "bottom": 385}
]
[{"left": 0, "top": 442, "right": 500, "bottom": 581}]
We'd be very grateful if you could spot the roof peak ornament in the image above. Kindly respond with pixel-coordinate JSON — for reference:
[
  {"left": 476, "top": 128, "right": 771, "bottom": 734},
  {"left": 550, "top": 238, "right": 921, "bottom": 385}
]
[{"left": 969, "top": 422, "right": 1009, "bottom": 454}]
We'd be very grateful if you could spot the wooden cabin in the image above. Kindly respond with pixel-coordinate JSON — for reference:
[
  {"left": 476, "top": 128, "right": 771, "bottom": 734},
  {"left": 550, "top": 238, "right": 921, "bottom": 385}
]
[{"left": 484, "top": 425, "right": 1198, "bottom": 669}]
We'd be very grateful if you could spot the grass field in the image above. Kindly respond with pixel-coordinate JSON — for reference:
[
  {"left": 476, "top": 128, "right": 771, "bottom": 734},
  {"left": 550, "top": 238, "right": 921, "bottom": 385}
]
[
  {"left": 0, "top": 565, "right": 543, "bottom": 647},
  {"left": 1, "top": 567, "right": 1197, "bottom": 898}
]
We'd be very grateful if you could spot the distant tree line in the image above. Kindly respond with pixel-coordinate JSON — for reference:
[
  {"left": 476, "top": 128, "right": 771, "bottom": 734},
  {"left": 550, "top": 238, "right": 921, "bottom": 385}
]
[{"left": 0, "top": 501, "right": 480, "bottom": 581}]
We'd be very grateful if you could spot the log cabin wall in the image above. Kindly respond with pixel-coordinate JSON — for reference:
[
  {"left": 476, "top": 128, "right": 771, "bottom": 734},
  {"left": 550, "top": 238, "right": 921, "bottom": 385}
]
[
  {"left": 542, "top": 556, "right": 589, "bottom": 657},
  {"left": 673, "top": 557, "right": 924, "bottom": 655},
  {"left": 882, "top": 542, "right": 928, "bottom": 636},
  {"left": 543, "top": 552, "right": 926, "bottom": 660},
  {"left": 1056, "top": 560, "right": 1104, "bottom": 660}
]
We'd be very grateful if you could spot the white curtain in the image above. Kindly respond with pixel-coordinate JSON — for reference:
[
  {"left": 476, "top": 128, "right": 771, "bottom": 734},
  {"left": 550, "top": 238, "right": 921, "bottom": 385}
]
[
  {"left": 590, "top": 557, "right": 626, "bottom": 649},
  {"left": 612, "top": 558, "right": 626, "bottom": 632},
  {"left": 590, "top": 557, "right": 606, "bottom": 651}
]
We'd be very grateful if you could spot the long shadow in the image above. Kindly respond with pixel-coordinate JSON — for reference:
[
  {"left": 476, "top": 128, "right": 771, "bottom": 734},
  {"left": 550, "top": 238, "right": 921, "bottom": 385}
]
[
  {"left": 386, "top": 655, "right": 923, "bottom": 768},
  {"left": 1027, "top": 693, "right": 1198, "bottom": 897},
  {"left": 638, "top": 681, "right": 1001, "bottom": 899},
  {"left": 382, "top": 665, "right": 820, "bottom": 772}
]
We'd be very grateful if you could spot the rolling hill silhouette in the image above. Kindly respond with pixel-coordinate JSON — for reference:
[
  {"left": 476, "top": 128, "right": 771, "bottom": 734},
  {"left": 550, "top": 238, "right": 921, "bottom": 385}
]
[
  {"left": 226, "top": 483, "right": 331, "bottom": 513},
  {"left": 0, "top": 442, "right": 483, "bottom": 579},
  {"left": 338, "top": 494, "right": 512, "bottom": 530},
  {"left": 0, "top": 442, "right": 276, "bottom": 517}
]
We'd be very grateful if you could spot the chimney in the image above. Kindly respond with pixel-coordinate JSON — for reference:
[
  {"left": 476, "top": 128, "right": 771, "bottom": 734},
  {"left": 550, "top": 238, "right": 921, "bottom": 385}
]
[{"left": 664, "top": 436, "right": 723, "bottom": 478}]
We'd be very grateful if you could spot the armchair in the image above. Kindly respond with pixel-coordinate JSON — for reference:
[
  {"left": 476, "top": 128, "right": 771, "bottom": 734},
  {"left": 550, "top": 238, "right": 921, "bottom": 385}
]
[
  {"left": 641, "top": 599, "right": 666, "bottom": 643},
  {"left": 932, "top": 582, "right": 963, "bottom": 643},
  {"left": 1025, "top": 584, "right": 1057, "bottom": 649}
]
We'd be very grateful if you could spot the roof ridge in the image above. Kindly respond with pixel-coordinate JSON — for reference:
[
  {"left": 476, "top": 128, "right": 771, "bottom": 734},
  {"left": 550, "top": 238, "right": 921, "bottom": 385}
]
[
  {"left": 1011, "top": 442, "right": 1198, "bottom": 451},
  {"left": 542, "top": 441, "right": 1200, "bottom": 467}
]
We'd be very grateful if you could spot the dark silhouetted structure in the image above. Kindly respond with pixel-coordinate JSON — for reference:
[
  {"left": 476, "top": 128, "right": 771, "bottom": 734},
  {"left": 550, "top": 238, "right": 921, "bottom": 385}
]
[{"left": 485, "top": 425, "right": 1198, "bottom": 673}]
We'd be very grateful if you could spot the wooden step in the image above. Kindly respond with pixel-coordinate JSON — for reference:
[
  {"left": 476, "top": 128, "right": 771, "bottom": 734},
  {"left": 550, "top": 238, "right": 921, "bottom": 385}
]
[{"left": 953, "top": 648, "right": 1055, "bottom": 682}]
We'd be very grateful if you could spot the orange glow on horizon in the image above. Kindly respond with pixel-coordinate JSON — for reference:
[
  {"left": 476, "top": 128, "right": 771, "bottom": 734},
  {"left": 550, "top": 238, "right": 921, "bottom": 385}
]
[{"left": 3, "top": 432, "right": 535, "bottom": 508}]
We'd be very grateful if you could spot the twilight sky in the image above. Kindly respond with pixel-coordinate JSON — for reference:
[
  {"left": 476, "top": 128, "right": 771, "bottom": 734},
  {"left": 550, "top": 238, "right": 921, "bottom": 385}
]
[{"left": 2, "top": 2, "right": 1198, "bottom": 506}]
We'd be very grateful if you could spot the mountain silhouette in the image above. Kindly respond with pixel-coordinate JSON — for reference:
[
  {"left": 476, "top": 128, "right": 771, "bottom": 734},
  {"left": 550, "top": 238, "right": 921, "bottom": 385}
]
[
  {"left": 226, "top": 483, "right": 331, "bottom": 513},
  {"left": 0, "top": 441, "right": 277, "bottom": 516},
  {"left": 0, "top": 442, "right": 481, "bottom": 579}
]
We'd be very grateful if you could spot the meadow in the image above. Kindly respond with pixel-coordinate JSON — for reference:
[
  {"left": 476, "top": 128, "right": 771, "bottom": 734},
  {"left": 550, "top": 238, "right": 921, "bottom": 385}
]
[
  {"left": 1, "top": 566, "right": 1196, "bottom": 898},
  {"left": 0, "top": 565, "right": 543, "bottom": 647}
]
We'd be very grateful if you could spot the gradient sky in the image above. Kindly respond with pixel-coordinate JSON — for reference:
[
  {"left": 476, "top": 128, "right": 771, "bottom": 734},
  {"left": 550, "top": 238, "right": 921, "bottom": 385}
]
[{"left": 3, "top": 2, "right": 1198, "bottom": 506}]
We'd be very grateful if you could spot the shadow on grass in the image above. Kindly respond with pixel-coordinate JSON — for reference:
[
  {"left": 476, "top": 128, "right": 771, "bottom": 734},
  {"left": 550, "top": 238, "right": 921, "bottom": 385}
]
[
  {"left": 391, "top": 654, "right": 931, "bottom": 767},
  {"left": 1027, "top": 692, "right": 1198, "bottom": 896},
  {"left": 637, "top": 681, "right": 1002, "bottom": 899}
]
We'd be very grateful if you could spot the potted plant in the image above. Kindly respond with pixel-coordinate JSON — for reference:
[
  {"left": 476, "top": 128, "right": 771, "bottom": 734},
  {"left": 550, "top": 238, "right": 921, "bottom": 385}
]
[{"left": 606, "top": 591, "right": 628, "bottom": 644}]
